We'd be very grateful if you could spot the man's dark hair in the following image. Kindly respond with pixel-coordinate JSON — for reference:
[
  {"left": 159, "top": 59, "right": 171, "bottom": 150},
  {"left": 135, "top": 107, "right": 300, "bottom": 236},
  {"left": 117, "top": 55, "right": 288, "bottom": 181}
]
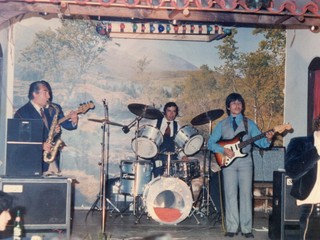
[
  {"left": 225, "top": 92, "right": 245, "bottom": 116},
  {"left": 163, "top": 102, "right": 179, "bottom": 116},
  {"left": 28, "top": 80, "right": 52, "bottom": 101},
  {"left": 0, "top": 191, "right": 13, "bottom": 213}
]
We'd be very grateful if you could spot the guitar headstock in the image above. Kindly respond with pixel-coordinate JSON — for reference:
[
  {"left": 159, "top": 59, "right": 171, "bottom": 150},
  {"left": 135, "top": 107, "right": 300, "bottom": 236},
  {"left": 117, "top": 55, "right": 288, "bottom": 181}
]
[
  {"left": 274, "top": 123, "right": 293, "bottom": 134},
  {"left": 77, "top": 101, "right": 95, "bottom": 114}
]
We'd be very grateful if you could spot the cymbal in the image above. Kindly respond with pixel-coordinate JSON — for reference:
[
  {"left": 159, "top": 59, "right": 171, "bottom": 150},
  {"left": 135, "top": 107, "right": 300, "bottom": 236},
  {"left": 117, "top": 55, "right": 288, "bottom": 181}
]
[
  {"left": 88, "top": 118, "right": 124, "bottom": 127},
  {"left": 128, "top": 103, "right": 163, "bottom": 120},
  {"left": 191, "top": 109, "right": 224, "bottom": 126}
]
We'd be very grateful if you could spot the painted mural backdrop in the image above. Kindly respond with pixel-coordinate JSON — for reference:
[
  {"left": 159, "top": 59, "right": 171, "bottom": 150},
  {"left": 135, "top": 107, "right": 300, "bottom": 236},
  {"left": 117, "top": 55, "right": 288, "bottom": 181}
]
[{"left": 12, "top": 16, "right": 285, "bottom": 207}]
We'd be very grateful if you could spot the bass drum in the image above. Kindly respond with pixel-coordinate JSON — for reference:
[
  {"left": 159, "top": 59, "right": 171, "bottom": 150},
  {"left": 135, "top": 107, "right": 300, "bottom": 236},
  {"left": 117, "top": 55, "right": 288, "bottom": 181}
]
[
  {"left": 174, "top": 125, "right": 204, "bottom": 156},
  {"left": 132, "top": 125, "right": 163, "bottom": 159},
  {"left": 143, "top": 176, "right": 193, "bottom": 225}
]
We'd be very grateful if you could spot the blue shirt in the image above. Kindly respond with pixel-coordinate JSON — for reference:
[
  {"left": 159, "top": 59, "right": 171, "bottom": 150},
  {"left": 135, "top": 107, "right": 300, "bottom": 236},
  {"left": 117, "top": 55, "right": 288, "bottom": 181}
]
[{"left": 208, "top": 114, "right": 271, "bottom": 154}]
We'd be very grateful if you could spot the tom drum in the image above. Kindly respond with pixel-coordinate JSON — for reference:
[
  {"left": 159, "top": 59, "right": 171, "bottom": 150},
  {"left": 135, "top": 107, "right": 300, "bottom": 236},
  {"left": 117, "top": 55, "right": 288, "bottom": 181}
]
[
  {"left": 120, "top": 160, "right": 153, "bottom": 196},
  {"left": 132, "top": 125, "right": 163, "bottom": 159},
  {"left": 174, "top": 125, "right": 204, "bottom": 156}
]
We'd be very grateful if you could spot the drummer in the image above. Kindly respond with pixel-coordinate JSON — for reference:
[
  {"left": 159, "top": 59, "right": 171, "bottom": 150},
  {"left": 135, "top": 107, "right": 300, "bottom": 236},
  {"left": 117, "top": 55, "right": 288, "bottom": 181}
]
[{"left": 152, "top": 102, "right": 188, "bottom": 177}]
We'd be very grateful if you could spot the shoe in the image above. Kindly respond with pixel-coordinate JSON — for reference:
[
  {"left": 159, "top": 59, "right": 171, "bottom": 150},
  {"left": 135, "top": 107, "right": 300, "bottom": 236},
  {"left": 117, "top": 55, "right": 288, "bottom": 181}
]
[
  {"left": 242, "top": 232, "right": 254, "bottom": 238},
  {"left": 224, "top": 232, "right": 236, "bottom": 237}
]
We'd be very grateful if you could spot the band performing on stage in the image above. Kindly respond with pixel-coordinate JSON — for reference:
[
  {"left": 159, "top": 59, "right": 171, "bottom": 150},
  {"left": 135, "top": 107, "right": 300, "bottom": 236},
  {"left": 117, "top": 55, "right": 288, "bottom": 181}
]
[{"left": 6, "top": 81, "right": 293, "bottom": 239}]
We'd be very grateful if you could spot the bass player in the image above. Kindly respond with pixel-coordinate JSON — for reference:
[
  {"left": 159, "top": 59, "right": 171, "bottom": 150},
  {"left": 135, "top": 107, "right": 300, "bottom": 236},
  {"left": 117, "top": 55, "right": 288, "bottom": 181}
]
[
  {"left": 207, "top": 92, "right": 274, "bottom": 238},
  {"left": 14, "top": 80, "right": 78, "bottom": 176}
]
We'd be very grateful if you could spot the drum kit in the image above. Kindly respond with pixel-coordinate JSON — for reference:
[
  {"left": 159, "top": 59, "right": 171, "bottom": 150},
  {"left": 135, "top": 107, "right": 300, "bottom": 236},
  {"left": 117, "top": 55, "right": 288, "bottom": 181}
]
[{"left": 88, "top": 102, "right": 224, "bottom": 226}]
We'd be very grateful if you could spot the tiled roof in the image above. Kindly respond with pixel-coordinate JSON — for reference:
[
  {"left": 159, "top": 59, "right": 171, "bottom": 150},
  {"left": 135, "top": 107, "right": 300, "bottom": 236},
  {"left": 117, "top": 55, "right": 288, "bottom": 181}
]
[{"left": 17, "top": 0, "right": 320, "bottom": 17}]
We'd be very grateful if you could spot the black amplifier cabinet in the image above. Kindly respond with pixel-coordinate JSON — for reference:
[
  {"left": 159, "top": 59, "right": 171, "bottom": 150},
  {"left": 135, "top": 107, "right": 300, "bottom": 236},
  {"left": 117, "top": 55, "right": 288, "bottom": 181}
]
[
  {"left": 269, "top": 171, "right": 300, "bottom": 239},
  {"left": 6, "top": 119, "right": 44, "bottom": 177},
  {"left": 0, "top": 177, "right": 72, "bottom": 239}
]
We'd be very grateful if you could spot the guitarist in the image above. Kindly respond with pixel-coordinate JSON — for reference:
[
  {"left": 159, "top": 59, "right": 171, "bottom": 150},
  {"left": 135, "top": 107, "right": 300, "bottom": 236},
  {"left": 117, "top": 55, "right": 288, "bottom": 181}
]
[
  {"left": 14, "top": 80, "right": 78, "bottom": 176},
  {"left": 207, "top": 93, "right": 274, "bottom": 238}
]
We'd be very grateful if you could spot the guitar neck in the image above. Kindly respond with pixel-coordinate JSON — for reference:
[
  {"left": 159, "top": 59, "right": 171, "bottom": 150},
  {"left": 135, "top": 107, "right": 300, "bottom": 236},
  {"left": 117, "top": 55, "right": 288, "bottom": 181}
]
[
  {"left": 238, "top": 130, "right": 271, "bottom": 149},
  {"left": 57, "top": 110, "right": 80, "bottom": 125}
]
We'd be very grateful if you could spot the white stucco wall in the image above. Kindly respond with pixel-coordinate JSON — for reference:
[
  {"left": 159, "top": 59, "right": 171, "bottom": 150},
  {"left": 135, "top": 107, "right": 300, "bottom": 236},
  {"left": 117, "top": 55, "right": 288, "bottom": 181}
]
[
  {"left": 0, "top": 22, "right": 11, "bottom": 175},
  {"left": 285, "top": 29, "right": 320, "bottom": 145},
  {"left": 0, "top": 21, "right": 15, "bottom": 176}
]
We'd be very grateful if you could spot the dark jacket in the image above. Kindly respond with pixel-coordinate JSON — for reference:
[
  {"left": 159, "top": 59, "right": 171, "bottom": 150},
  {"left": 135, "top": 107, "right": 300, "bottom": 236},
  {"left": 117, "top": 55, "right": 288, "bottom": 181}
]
[
  {"left": 285, "top": 135, "right": 319, "bottom": 200},
  {"left": 14, "top": 101, "right": 77, "bottom": 139}
]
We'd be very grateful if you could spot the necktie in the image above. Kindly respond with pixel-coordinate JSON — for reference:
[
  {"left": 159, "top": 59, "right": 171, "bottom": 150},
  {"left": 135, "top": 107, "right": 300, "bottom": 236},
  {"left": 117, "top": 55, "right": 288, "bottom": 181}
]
[
  {"left": 232, "top": 117, "right": 238, "bottom": 131},
  {"left": 165, "top": 122, "right": 171, "bottom": 136},
  {"left": 40, "top": 108, "right": 49, "bottom": 129}
]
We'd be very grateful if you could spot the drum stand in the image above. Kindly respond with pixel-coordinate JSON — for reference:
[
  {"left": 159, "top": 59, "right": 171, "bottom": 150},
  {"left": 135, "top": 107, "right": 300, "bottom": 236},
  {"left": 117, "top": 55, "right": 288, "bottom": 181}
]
[
  {"left": 85, "top": 100, "right": 121, "bottom": 234},
  {"left": 121, "top": 116, "right": 145, "bottom": 219},
  {"left": 190, "top": 122, "right": 218, "bottom": 219}
]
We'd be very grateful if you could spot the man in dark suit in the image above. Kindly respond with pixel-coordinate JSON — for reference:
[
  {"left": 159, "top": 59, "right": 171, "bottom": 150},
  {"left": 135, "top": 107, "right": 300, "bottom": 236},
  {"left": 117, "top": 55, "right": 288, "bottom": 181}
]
[
  {"left": 14, "top": 80, "right": 78, "bottom": 175},
  {"left": 285, "top": 115, "right": 320, "bottom": 240}
]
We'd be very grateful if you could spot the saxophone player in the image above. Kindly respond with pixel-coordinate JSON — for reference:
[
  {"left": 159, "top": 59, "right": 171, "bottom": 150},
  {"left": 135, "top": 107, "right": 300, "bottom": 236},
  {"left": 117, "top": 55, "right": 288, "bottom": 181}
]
[{"left": 14, "top": 80, "right": 78, "bottom": 176}]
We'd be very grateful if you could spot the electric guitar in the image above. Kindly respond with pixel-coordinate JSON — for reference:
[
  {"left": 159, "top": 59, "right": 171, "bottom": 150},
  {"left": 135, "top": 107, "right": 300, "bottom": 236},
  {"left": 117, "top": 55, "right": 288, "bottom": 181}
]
[
  {"left": 214, "top": 123, "right": 292, "bottom": 168},
  {"left": 57, "top": 101, "right": 95, "bottom": 125}
]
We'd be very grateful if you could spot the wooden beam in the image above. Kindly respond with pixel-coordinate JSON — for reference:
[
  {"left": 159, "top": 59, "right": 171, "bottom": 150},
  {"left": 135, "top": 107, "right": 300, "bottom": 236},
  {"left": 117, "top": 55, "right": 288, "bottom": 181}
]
[{"left": 109, "top": 32, "right": 222, "bottom": 42}]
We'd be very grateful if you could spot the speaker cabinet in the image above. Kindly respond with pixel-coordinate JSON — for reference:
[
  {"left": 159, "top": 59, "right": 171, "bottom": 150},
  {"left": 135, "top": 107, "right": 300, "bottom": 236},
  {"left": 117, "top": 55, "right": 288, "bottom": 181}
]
[
  {"left": 0, "top": 177, "right": 72, "bottom": 239},
  {"left": 6, "top": 119, "right": 44, "bottom": 177},
  {"left": 269, "top": 171, "right": 300, "bottom": 239},
  {"left": 6, "top": 144, "right": 42, "bottom": 176},
  {"left": 253, "top": 147, "right": 285, "bottom": 181}
]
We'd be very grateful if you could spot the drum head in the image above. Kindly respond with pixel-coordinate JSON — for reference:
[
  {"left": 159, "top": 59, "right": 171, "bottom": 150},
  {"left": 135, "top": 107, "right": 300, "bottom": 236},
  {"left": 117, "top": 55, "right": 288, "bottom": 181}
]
[
  {"left": 143, "top": 177, "right": 193, "bottom": 225},
  {"left": 132, "top": 138, "right": 158, "bottom": 159},
  {"left": 183, "top": 134, "right": 204, "bottom": 155}
]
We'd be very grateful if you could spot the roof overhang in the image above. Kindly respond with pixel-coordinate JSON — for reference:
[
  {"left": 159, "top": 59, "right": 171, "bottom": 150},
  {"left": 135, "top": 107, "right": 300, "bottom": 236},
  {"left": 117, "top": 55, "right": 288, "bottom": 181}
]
[{"left": 1, "top": 0, "right": 320, "bottom": 29}]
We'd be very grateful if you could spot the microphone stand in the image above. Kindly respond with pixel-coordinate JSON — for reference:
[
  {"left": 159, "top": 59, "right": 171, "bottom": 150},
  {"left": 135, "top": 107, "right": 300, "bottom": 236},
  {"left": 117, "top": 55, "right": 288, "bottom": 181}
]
[
  {"left": 85, "top": 99, "right": 120, "bottom": 236},
  {"left": 101, "top": 99, "right": 108, "bottom": 234}
]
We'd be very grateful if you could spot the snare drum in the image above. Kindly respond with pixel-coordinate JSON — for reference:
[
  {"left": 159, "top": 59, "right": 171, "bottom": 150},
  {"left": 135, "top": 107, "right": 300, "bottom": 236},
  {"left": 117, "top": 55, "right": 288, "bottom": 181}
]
[
  {"left": 169, "top": 159, "right": 200, "bottom": 181},
  {"left": 143, "top": 176, "right": 193, "bottom": 225},
  {"left": 119, "top": 160, "right": 153, "bottom": 196},
  {"left": 132, "top": 125, "right": 163, "bottom": 159},
  {"left": 174, "top": 125, "right": 204, "bottom": 156}
]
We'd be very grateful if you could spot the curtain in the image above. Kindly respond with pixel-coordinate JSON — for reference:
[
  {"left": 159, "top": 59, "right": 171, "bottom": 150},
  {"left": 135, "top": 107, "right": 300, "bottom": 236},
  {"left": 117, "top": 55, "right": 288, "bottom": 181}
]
[{"left": 314, "top": 70, "right": 320, "bottom": 118}]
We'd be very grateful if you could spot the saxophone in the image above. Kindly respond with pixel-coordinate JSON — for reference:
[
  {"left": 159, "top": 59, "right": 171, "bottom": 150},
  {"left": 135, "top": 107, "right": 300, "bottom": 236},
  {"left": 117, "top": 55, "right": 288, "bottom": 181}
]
[{"left": 43, "top": 102, "right": 65, "bottom": 163}]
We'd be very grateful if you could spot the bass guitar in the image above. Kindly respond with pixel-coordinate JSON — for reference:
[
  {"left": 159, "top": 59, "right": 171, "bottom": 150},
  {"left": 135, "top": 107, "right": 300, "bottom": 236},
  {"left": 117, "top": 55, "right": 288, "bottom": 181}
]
[{"left": 214, "top": 123, "right": 292, "bottom": 168}]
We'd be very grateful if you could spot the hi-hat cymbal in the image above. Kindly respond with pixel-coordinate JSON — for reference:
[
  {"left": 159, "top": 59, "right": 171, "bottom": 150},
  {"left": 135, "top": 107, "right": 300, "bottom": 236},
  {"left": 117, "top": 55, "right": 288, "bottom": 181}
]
[
  {"left": 191, "top": 109, "right": 224, "bottom": 126},
  {"left": 88, "top": 118, "right": 124, "bottom": 127},
  {"left": 128, "top": 103, "right": 163, "bottom": 120}
]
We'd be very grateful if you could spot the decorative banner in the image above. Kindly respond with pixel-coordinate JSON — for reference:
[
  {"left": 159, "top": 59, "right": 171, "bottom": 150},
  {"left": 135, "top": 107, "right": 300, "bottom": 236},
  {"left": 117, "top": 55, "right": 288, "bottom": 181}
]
[{"left": 96, "top": 21, "right": 232, "bottom": 41}]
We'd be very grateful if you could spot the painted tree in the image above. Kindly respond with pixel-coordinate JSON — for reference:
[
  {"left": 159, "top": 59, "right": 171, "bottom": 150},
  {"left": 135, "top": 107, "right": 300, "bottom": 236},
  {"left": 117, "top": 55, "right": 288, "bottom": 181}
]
[
  {"left": 214, "top": 29, "right": 240, "bottom": 93},
  {"left": 238, "top": 29, "right": 285, "bottom": 131},
  {"left": 214, "top": 28, "right": 285, "bottom": 137},
  {"left": 17, "top": 17, "right": 108, "bottom": 85}
]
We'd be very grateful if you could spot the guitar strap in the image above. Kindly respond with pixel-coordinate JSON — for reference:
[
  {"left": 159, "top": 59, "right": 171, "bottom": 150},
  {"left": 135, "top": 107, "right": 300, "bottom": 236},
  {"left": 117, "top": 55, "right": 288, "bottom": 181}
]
[{"left": 243, "top": 117, "right": 249, "bottom": 134}]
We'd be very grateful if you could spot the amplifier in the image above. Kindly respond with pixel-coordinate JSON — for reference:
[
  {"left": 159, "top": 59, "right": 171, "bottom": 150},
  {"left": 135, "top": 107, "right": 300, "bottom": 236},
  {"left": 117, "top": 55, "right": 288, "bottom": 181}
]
[
  {"left": 0, "top": 177, "right": 72, "bottom": 239},
  {"left": 269, "top": 171, "right": 300, "bottom": 239},
  {"left": 253, "top": 147, "right": 285, "bottom": 181},
  {"left": 6, "top": 119, "right": 44, "bottom": 177}
]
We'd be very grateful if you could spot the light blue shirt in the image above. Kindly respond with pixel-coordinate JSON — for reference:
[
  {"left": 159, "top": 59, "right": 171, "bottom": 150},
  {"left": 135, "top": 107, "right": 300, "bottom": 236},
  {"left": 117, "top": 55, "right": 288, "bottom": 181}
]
[{"left": 208, "top": 114, "right": 271, "bottom": 154}]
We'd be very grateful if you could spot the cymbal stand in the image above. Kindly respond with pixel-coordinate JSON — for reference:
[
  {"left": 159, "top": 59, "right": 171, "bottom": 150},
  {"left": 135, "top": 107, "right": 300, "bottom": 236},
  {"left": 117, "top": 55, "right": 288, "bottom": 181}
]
[
  {"left": 132, "top": 115, "right": 143, "bottom": 216},
  {"left": 193, "top": 121, "right": 217, "bottom": 217},
  {"left": 85, "top": 99, "right": 121, "bottom": 235}
]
